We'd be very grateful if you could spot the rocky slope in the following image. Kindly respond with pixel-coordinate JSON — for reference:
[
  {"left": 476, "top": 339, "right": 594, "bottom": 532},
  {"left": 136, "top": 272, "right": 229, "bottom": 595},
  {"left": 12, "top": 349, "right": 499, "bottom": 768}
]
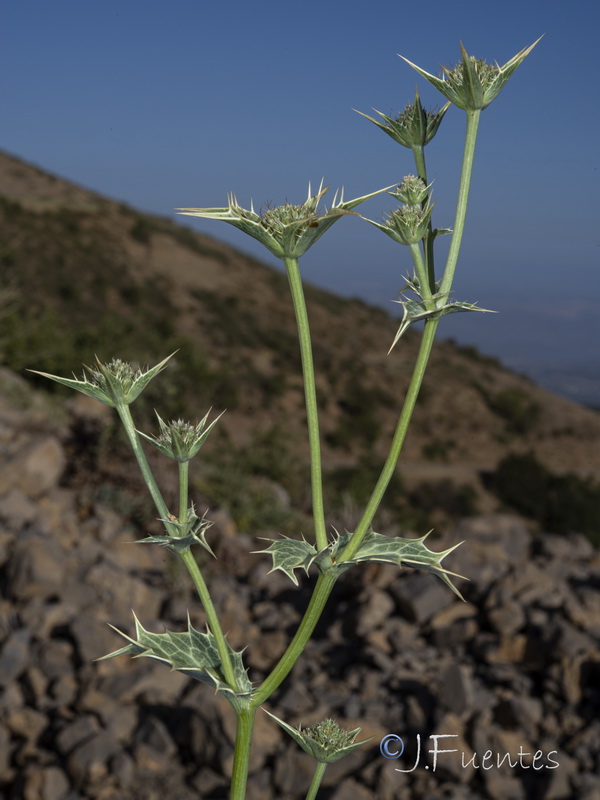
[{"left": 1, "top": 368, "right": 600, "bottom": 800}]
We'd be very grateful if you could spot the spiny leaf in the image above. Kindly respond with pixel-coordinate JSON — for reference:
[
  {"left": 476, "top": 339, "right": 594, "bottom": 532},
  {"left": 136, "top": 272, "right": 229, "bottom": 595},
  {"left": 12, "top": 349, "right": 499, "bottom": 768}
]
[
  {"left": 390, "top": 293, "right": 494, "bottom": 351},
  {"left": 253, "top": 536, "right": 319, "bottom": 585},
  {"left": 98, "top": 612, "right": 252, "bottom": 696},
  {"left": 337, "top": 530, "right": 466, "bottom": 599}
]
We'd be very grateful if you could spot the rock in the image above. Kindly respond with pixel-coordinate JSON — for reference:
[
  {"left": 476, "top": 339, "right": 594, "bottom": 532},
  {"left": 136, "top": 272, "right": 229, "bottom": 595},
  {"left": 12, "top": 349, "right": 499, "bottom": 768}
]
[
  {"left": 5, "top": 532, "right": 67, "bottom": 601},
  {"left": 438, "top": 663, "right": 475, "bottom": 717},
  {"left": 392, "top": 573, "right": 454, "bottom": 624},
  {"left": 0, "top": 488, "right": 38, "bottom": 529},
  {"left": 40, "top": 766, "right": 71, "bottom": 800},
  {"left": 329, "top": 777, "right": 372, "bottom": 800},
  {"left": 56, "top": 715, "right": 101, "bottom": 756},
  {"left": 0, "top": 628, "right": 30, "bottom": 686},
  {"left": 66, "top": 730, "right": 121, "bottom": 785},
  {"left": 356, "top": 589, "right": 395, "bottom": 635},
  {"left": 9, "top": 437, "right": 66, "bottom": 498}
]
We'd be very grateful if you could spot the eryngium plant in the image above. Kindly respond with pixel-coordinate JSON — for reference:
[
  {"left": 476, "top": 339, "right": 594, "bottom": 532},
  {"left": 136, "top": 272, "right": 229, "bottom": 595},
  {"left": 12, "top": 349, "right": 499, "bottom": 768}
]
[{"left": 37, "top": 38, "right": 539, "bottom": 800}]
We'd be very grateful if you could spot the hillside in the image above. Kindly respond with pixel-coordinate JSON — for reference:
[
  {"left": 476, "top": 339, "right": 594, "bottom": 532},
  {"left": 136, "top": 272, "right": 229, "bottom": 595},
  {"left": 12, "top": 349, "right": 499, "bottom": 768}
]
[{"left": 1, "top": 149, "right": 600, "bottom": 539}]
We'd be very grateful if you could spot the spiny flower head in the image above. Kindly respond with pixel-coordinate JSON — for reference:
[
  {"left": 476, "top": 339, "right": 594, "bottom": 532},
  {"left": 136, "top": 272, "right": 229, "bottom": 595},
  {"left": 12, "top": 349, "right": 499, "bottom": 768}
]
[
  {"left": 364, "top": 202, "right": 434, "bottom": 246},
  {"left": 177, "top": 181, "right": 391, "bottom": 260},
  {"left": 265, "top": 711, "right": 372, "bottom": 764},
  {"left": 356, "top": 87, "right": 449, "bottom": 148},
  {"left": 390, "top": 175, "right": 431, "bottom": 206},
  {"left": 31, "top": 354, "right": 174, "bottom": 408},
  {"left": 139, "top": 411, "right": 222, "bottom": 462},
  {"left": 400, "top": 37, "right": 542, "bottom": 111}
]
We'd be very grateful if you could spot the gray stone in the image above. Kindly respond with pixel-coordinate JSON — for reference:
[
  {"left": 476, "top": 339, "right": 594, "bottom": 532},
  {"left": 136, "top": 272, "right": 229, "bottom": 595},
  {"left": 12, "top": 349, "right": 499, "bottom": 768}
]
[
  {"left": 10, "top": 436, "right": 66, "bottom": 498},
  {"left": 6, "top": 532, "right": 66, "bottom": 601},
  {"left": 392, "top": 573, "right": 453, "bottom": 624},
  {"left": 66, "top": 730, "right": 121, "bottom": 785},
  {"left": 438, "top": 663, "right": 475, "bottom": 716},
  {"left": 0, "top": 488, "right": 38, "bottom": 529},
  {"left": 0, "top": 628, "right": 30, "bottom": 686},
  {"left": 56, "top": 715, "right": 101, "bottom": 756},
  {"left": 41, "top": 766, "right": 71, "bottom": 800},
  {"left": 357, "top": 589, "right": 395, "bottom": 635},
  {"left": 329, "top": 777, "right": 372, "bottom": 800}
]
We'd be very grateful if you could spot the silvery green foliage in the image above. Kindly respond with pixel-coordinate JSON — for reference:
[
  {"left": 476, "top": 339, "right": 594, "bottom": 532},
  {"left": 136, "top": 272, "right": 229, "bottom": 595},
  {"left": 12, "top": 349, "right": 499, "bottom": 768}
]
[
  {"left": 257, "top": 529, "right": 465, "bottom": 598},
  {"left": 99, "top": 612, "right": 252, "bottom": 703},
  {"left": 31, "top": 353, "right": 175, "bottom": 408},
  {"left": 264, "top": 712, "right": 372, "bottom": 764}
]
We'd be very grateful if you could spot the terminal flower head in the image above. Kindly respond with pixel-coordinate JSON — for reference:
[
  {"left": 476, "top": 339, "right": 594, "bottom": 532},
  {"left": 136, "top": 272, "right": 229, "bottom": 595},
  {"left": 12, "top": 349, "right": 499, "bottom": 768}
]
[
  {"left": 31, "top": 354, "right": 174, "bottom": 408},
  {"left": 356, "top": 87, "right": 449, "bottom": 148},
  {"left": 177, "top": 181, "right": 391, "bottom": 260},
  {"left": 400, "top": 37, "right": 542, "bottom": 111}
]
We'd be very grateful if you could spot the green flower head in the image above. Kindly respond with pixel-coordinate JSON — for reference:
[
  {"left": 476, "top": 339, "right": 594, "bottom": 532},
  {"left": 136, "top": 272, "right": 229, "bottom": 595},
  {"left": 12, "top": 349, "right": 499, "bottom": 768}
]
[
  {"left": 400, "top": 37, "right": 542, "bottom": 111},
  {"left": 177, "top": 181, "right": 391, "bottom": 260},
  {"left": 265, "top": 711, "right": 372, "bottom": 764},
  {"left": 364, "top": 202, "right": 434, "bottom": 246},
  {"left": 356, "top": 87, "right": 449, "bottom": 148},
  {"left": 31, "top": 354, "right": 174, "bottom": 408},
  {"left": 138, "top": 410, "right": 223, "bottom": 463}
]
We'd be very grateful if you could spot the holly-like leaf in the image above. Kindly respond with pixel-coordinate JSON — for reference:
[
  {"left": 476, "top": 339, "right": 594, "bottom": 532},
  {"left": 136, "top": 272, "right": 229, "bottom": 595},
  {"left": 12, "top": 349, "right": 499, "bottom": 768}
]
[
  {"left": 337, "top": 530, "right": 466, "bottom": 599},
  {"left": 254, "top": 536, "right": 319, "bottom": 585},
  {"left": 98, "top": 612, "right": 252, "bottom": 697}
]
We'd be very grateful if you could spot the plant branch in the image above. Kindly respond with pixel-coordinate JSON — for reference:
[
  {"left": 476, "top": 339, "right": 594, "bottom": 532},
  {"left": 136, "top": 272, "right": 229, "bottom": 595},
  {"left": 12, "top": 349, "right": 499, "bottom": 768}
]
[{"left": 283, "top": 256, "right": 327, "bottom": 551}]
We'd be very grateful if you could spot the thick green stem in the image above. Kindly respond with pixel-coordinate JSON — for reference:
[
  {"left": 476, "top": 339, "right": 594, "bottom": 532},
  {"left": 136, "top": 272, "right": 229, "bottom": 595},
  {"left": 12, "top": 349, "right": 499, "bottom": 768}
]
[
  {"left": 230, "top": 702, "right": 256, "bottom": 800},
  {"left": 283, "top": 256, "right": 327, "bottom": 551},
  {"left": 439, "top": 109, "right": 481, "bottom": 297},
  {"left": 252, "top": 572, "right": 338, "bottom": 706},
  {"left": 339, "top": 318, "right": 439, "bottom": 561},
  {"left": 305, "top": 762, "right": 327, "bottom": 800}
]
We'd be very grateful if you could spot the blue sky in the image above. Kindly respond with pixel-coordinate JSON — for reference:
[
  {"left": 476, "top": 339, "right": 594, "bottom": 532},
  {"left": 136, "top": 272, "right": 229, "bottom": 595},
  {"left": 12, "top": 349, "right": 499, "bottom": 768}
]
[{"left": 3, "top": 0, "right": 600, "bottom": 401}]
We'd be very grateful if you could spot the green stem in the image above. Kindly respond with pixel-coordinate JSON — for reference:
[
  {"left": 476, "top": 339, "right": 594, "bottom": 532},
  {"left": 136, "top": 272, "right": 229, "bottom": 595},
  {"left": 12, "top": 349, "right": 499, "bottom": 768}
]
[
  {"left": 116, "top": 404, "right": 170, "bottom": 521},
  {"left": 411, "top": 144, "right": 435, "bottom": 293},
  {"left": 252, "top": 572, "right": 338, "bottom": 706},
  {"left": 439, "top": 109, "right": 481, "bottom": 297},
  {"left": 116, "top": 405, "right": 236, "bottom": 690},
  {"left": 283, "top": 256, "right": 327, "bottom": 551},
  {"left": 408, "top": 242, "right": 433, "bottom": 307},
  {"left": 305, "top": 762, "right": 327, "bottom": 800},
  {"left": 230, "top": 702, "right": 256, "bottom": 800},
  {"left": 179, "top": 549, "right": 238, "bottom": 690},
  {"left": 178, "top": 460, "right": 189, "bottom": 525},
  {"left": 339, "top": 318, "right": 439, "bottom": 562}
]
